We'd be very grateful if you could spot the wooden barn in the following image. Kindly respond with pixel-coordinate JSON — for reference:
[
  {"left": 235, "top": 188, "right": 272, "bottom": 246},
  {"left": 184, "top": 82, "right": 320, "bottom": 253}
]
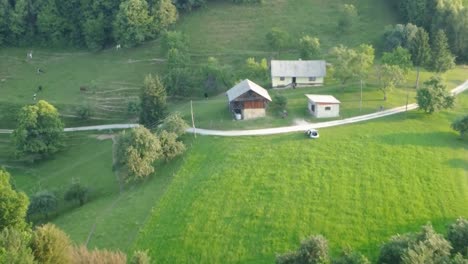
[{"left": 226, "top": 79, "right": 272, "bottom": 120}]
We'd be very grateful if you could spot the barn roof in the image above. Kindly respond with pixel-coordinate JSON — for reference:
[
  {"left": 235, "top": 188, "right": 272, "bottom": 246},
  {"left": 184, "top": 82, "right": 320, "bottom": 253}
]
[
  {"left": 305, "top": 94, "right": 341, "bottom": 104},
  {"left": 271, "top": 60, "right": 327, "bottom": 77},
  {"left": 226, "top": 79, "right": 272, "bottom": 102}
]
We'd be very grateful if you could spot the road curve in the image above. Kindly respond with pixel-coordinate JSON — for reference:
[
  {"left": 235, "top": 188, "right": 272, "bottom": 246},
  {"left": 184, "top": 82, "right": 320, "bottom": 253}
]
[
  {"left": 0, "top": 81, "right": 466, "bottom": 136},
  {"left": 188, "top": 80, "right": 468, "bottom": 137}
]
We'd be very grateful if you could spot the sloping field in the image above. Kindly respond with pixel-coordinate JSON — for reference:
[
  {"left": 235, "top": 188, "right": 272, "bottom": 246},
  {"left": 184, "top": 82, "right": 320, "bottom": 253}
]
[{"left": 135, "top": 94, "right": 468, "bottom": 263}]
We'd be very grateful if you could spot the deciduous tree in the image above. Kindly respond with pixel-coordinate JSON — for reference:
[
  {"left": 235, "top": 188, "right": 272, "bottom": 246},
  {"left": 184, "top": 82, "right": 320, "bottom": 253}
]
[
  {"left": 64, "top": 182, "right": 89, "bottom": 206},
  {"left": 12, "top": 100, "right": 65, "bottom": 160},
  {"left": 0, "top": 227, "right": 35, "bottom": 264},
  {"left": 158, "top": 130, "right": 186, "bottom": 162},
  {"left": 0, "top": 168, "right": 29, "bottom": 231},
  {"left": 376, "top": 64, "right": 405, "bottom": 101},
  {"left": 115, "top": 127, "right": 161, "bottom": 182},
  {"left": 266, "top": 27, "right": 289, "bottom": 53},
  {"left": 31, "top": 224, "right": 72, "bottom": 264},
  {"left": 446, "top": 218, "right": 468, "bottom": 255},
  {"left": 416, "top": 76, "right": 455, "bottom": 113},
  {"left": 161, "top": 112, "right": 188, "bottom": 137},
  {"left": 113, "top": 0, "right": 153, "bottom": 47},
  {"left": 299, "top": 35, "right": 320, "bottom": 59},
  {"left": 27, "top": 190, "right": 58, "bottom": 219},
  {"left": 338, "top": 4, "right": 358, "bottom": 33}
]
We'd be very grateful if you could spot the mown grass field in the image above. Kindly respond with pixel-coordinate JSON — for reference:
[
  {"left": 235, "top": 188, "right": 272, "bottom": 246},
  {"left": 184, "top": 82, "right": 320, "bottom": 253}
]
[{"left": 135, "top": 94, "right": 468, "bottom": 263}]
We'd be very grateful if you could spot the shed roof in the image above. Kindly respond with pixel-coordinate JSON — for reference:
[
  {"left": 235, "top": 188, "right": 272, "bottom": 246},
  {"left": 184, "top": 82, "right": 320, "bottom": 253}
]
[
  {"left": 226, "top": 79, "right": 272, "bottom": 102},
  {"left": 271, "top": 60, "right": 326, "bottom": 77},
  {"left": 305, "top": 94, "right": 341, "bottom": 104}
]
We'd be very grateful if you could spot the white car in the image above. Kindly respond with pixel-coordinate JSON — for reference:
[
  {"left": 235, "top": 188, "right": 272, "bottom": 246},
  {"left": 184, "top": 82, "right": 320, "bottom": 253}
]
[{"left": 305, "top": 129, "right": 319, "bottom": 139}]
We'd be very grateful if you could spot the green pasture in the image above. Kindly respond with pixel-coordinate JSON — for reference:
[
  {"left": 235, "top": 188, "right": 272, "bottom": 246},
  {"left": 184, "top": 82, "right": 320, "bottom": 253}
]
[
  {"left": 0, "top": 132, "right": 184, "bottom": 252},
  {"left": 136, "top": 94, "right": 468, "bottom": 263}
]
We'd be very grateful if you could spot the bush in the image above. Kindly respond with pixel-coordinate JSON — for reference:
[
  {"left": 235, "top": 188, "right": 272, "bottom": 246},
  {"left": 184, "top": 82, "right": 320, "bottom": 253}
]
[
  {"left": 266, "top": 28, "right": 289, "bottom": 52},
  {"left": 161, "top": 112, "right": 189, "bottom": 137},
  {"left": 27, "top": 191, "right": 58, "bottom": 220},
  {"left": 299, "top": 35, "right": 321, "bottom": 59},
  {"left": 71, "top": 245, "right": 127, "bottom": 264},
  {"left": 451, "top": 116, "right": 468, "bottom": 138},
  {"left": 130, "top": 250, "right": 151, "bottom": 264},
  {"left": 446, "top": 218, "right": 468, "bottom": 256},
  {"left": 127, "top": 100, "right": 141, "bottom": 115},
  {"left": 158, "top": 130, "right": 186, "bottom": 162},
  {"left": 416, "top": 77, "right": 455, "bottom": 114},
  {"left": 271, "top": 94, "right": 288, "bottom": 111},
  {"left": 75, "top": 103, "right": 92, "bottom": 120},
  {"left": 276, "top": 235, "right": 329, "bottom": 264},
  {"left": 64, "top": 182, "right": 89, "bottom": 206},
  {"left": 31, "top": 224, "right": 72, "bottom": 264},
  {"left": 338, "top": 4, "right": 358, "bottom": 32},
  {"left": 0, "top": 227, "right": 35, "bottom": 264}
]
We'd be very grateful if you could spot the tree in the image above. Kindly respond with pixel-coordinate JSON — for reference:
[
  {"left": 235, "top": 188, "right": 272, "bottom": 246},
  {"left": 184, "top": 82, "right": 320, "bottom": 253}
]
[
  {"left": 451, "top": 116, "right": 468, "bottom": 138},
  {"left": 354, "top": 44, "right": 375, "bottom": 111},
  {"left": 402, "top": 225, "right": 452, "bottom": 264},
  {"left": 299, "top": 35, "right": 321, "bottom": 59},
  {"left": 130, "top": 250, "right": 151, "bottom": 264},
  {"left": 276, "top": 235, "right": 330, "bottom": 264},
  {"left": 0, "top": 227, "right": 35, "bottom": 264},
  {"left": 64, "top": 182, "right": 89, "bottom": 206},
  {"left": 376, "top": 64, "right": 405, "bottom": 101},
  {"left": 329, "top": 45, "right": 357, "bottom": 87},
  {"left": 383, "top": 23, "right": 419, "bottom": 51},
  {"left": 31, "top": 224, "right": 72, "bottom": 264},
  {"left": 243, "top": 57, "right": 269, "bottom": 85},
  {"left": 150, "top": 0, "right": 178, "bottom": 35},
  {"left": 113, "top": 0, "right": 153, "bottom": 47},
  {"left": 409, "top": 27, "right": 431, "bottom": 88},
  {"left": 429, "top": 30, "right": 455, "bottom": 73},
  {"left": 12, "top": 100, "right": 65, "bottom": 160},
  {"left": 338, "top": 4, "right": 358, "bottom": 33},
  {"left": 381, "top": 47, "right": 413, "bottom": 74},
  {"left": 115, "top": 127, "right": 161, "bottom": 182},
  {"left": 161, "top": 112, "right": 189, "bottom": 137},
  {"left": 378, "top": 234, "right": 414, "bottom": 264},
  {"left": 416, "top": 76, "right": 455, "bottom": 114},
  {"left": 0, "top": 168, "right": 29, "bottom": 231},
  {"left": 161, "top": 31, "right": 188, "bottom": 53},
  {"left": 271, "top": 94, "right": 288, "bottom": 112},
  {"left": 158, "top": 130, "right": 186, "bottom": 162},
  {"left": 139, "top": 74, "right": 167, "bottom": 128},
  {"left": 446, "top": 218, "right": 468, "bottom": 255},
  {"left": 27, "top": 190, "right": 58, "bottom": 219},
  {"left": 266, "top": 27, "right": 289, "bottom": 53},
  {"left": 200, "top": 57, "right": 234, "bottom": 95},
  {"left": 333, "top": 250, "right": 370, "bottom": 264}
]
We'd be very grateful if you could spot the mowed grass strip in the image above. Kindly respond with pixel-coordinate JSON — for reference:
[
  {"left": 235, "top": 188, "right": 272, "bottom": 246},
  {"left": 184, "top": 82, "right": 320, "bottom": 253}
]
[{"left": 136, "top": 95, "right": 468, "bottom": 263}]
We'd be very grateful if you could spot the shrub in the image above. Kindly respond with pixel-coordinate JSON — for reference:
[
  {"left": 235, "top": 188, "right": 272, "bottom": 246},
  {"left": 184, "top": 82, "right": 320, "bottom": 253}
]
[
  {"left": 75, "top": 103, "right": 92, "bottom": 120},
  {"left": 338, "top": 4, "right": 358, "bottom": 32},
  {"left": 446, "top": 218, "right": 468, "bottom": 256},
  {"left": 161, "top": 112, "right": 189, "bottom": 137},
  {"left": 159, "top": 130, "right": 186, "bottom": 162},
  {"left": 271, "top": 94, "right": 288, "bottom": 111},
  {"left": 27, "top": 190, "right": 58, "bottom": 219},
  {"left": 451, "top": 116, "right": 468, "bottom": 138},
  {"left": 299, "top": 35, "right": 321, "bottom": 59},
  {"left": 0, "top": 227, "right": 35, "bottom": 264},
  {"left": 71, "top": 245, "right": 127, "bottom": 264},
  {"left": 64, "top": 182, "right": 89, "bottom": 206},
  {"left": 130, "top": 250, "right": 151, "bottom": 264},
  {"left": 31, "top": 224, "right": 72, "bottom": 264}
]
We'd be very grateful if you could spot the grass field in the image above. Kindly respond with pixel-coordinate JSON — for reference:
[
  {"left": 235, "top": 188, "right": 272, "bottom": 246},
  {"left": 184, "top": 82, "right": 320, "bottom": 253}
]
[
  {"left": 135, "top": 94, "right": 468, "bottom": 263},
  {"left": 0, "top": 131, "right": 185, "bottom": 252}
]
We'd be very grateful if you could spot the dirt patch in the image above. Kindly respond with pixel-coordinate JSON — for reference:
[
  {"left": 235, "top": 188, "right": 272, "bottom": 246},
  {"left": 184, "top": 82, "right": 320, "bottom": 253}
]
[{"left": 94, "top": 134, "right": 115, "bottom": 140}]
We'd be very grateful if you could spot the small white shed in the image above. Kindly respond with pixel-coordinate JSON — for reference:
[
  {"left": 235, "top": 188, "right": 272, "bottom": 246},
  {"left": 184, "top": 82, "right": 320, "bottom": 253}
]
[{"left": 305, "top": 94, "right": 340, "bottom": 118}]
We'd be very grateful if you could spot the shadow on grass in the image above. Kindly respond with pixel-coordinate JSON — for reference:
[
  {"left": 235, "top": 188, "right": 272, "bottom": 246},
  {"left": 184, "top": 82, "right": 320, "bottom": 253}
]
[
  {"left": 377, "top": 131, "right": 468, "bottom": 149},
  {"left": 447, "top": 159, "right": 468, "bottom": 171}
]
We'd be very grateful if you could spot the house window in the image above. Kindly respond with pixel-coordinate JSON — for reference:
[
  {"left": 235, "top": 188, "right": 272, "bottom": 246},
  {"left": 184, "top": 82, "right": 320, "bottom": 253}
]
[
  {"left": 309, "top": 77, "right": 316, "bottom": 82},
  {"left": 311, "top": 104, "right": 315, "bottom": 112},
  {"left": 280, "top": 77, "right": 285, "bottom": 81},
  {"left": 325, "top": 106, "right": 331, "bottom": 111}
]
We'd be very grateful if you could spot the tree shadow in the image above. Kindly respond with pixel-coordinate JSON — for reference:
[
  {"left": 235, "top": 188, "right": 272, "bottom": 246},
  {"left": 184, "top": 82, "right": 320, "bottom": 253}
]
[
  {"left": 377, "top": 131, "right": 468, "bottom": 149},
  {"left": 446, "top": 159, "right": 468, "bottom": 171}
]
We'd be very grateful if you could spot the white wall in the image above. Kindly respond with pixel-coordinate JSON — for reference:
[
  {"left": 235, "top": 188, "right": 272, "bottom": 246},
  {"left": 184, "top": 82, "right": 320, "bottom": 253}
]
[
  {"left": 308, "top": 101, "right": 339, "bottom": 118},
  {"left": 272, "top": 76, "right": 324, "bottom": 88},
  {"left": 242, "top": 108, "right": 266, "bottom": 120}
]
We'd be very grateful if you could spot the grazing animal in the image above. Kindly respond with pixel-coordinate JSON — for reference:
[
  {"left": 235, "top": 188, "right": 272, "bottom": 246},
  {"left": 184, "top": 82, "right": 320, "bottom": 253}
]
[
  {"left": 37, "top": 68, "right": 44, "bottom": 74},
  {"left": 80, "top": 86, "right": 87, "bottom": 92},
  {"left": 38, "top": 85, "right": 43, "bottom": 92},
  {"left": 116, "top": 44, "right": 121, "bottom": 50},
  {"left": 27, "top": 51, "right": 33, "bottom": 59}
]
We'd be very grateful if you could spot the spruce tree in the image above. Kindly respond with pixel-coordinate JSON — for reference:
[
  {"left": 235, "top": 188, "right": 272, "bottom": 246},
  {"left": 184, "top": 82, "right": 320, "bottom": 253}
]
[
  {"left": 409, "top": 27, "right": 431, "bottom": 88},
  {"left": 430, "top": 30, "right": 455, "bottom": 73}
]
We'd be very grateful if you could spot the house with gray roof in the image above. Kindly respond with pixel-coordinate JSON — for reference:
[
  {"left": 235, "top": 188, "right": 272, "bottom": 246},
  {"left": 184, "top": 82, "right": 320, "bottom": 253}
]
[
  {"left": 271, "top": 60, "right": 326, "bottom": 88},
  {"left": 226, "top": 79, "right": 272, "bottom": 120}
]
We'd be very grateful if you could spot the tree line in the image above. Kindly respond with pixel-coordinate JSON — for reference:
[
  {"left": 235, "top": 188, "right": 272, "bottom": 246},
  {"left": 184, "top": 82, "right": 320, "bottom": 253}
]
[
  {"left": 276, "top": 219, "right": 468, "bottom": 264},
  {"left": 0, "top": 0, "right": 260, "bottom": 49},
  {"left": 392, "top": 0, "right": 468, "bottom": 62}
]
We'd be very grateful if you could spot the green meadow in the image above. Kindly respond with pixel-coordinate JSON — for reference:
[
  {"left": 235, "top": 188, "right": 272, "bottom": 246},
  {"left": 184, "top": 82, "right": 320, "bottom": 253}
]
[{"left": 136, "top": 94, "right": 468, "bottom": 263}]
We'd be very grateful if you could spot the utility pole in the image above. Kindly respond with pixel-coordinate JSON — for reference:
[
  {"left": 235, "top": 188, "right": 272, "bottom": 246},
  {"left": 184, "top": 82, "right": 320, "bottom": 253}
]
[
  {"left": 191, "top": 100, "right": 196, "bottom": 138},
  {"left": 360, "top": 79, "right": 363, "bottom": 112}
]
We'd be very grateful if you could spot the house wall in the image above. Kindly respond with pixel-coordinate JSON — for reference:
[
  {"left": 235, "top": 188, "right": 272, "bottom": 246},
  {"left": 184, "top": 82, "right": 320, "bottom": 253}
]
[
  {"left": 308, "top": 101, "right": 339, "bottom": 118},
  {"left": 272, "top": 76, "right": 324, "bottom": 88},
  {"left": 242, "top": 108, "right": 266, "bottom": 120}
]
